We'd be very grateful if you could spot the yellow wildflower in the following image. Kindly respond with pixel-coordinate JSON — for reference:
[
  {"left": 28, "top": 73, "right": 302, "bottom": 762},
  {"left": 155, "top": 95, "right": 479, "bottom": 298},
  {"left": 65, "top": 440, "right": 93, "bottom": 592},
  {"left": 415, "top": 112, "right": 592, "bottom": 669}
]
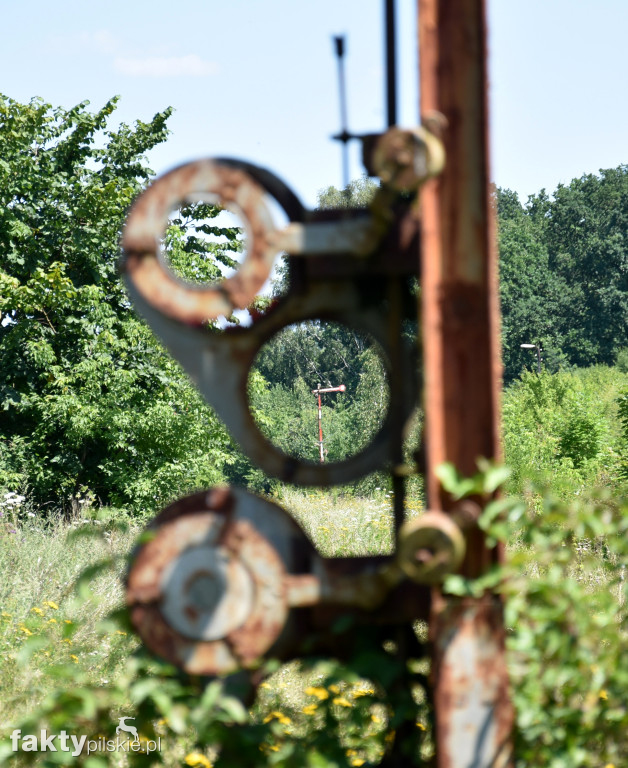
[
  {"left": 416, "top": 721, "right": 426, "bottom": 731},
  {"left": 116, "top": 630, "right": 127, "bottom": 636},
  {"left": 1, "top": 612, "right": 11, "bottom": 619},
  {"left": 43, "top": 601, "right": 59, "bottom": 610},
  {"left": 328, "top": 684, "right": 340, "bottom": 694},
  {"left": 184, "top": 753, "right": 212, "bottom": 768},
  {"left": 63, "top": 638, "right": 72, "bottom": 645},
  {"left": 305, "top": 686, "right": 329, "bottom": 701},
  {"left": 599, "top": 689, "right": 608, "bottom": 700},
  {"left": 350, "top": 760, "right": 365, "bottom": 767},
  {"left": 302, "top": 704, "right": 318, "bottom": 716},
  {"left": 47, "top": 618, "right": 57, "bottom": 624},
  {"left": 18, "top": 625, "right": 33, "bottom": 636},
  {"left": 346, "top": 749, "right": 357, "bottom": 757},
  {"left": 371, "top": 714, "right": 382, "bottom": 724},
  {"left": 31, "top": 607, "right": 44, "bottom": 615},
  {"left": 70, "top": 655, "right": 79, "bottom": 664},
  {"left": 263, "top": 711, "right": 291, "bottom": 726},
  {"left": 64, "top": 620, "right": 72, "bottom": 625},
  {"left": 259, "top": 681, "right": 271, "bottom": 689},
  {"left": 352, "top": 686, "right": 374, "bottom": 698},
  {"left": 333, "top": 696, "right": 352, "bottom": 708},
  {"left": 259, "top": 743, "right": 281, "bottom": 754}
]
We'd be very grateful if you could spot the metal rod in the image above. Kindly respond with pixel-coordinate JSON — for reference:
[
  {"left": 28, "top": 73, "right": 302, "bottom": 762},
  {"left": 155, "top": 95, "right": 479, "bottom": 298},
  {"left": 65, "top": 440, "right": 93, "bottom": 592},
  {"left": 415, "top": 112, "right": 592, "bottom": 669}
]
[
  {"left": 521, "top": 342, "right": 542, "bottom": 374},
  {"left": 417, "top": 0, "right": 514, "bottom": 764},
  {"left": 385, "top": 0, "right": 397, "bottom": 127},
  {"left": 333, "top": 36, "right": 350, "bottom": 189}
]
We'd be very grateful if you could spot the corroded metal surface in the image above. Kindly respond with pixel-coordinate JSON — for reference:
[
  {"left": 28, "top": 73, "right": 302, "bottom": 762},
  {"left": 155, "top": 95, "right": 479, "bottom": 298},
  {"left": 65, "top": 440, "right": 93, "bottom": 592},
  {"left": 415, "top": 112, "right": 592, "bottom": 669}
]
[
  {"left": 397, "top": 511, "right": 466, "bottom": 584},
  {"left": 123, "top": 160, "right": 280, "bottom": 325},
  {"left": 431, "top": 595, "right": 513, "bottom": 768},
  {"left": 120, "top": 1, "right": 514, "bottom": 755},
  {"left": 127, "top": 487, "right": 436, "bottom": 675},
  {"left": 127, "top": 489, "right": 295, "bottom": 675},
  {"left": 418, "top": 0, "right": 514, "bottom": 763},
  {"left": 366, "top": 125, "right": 446, "bottom": 193}
]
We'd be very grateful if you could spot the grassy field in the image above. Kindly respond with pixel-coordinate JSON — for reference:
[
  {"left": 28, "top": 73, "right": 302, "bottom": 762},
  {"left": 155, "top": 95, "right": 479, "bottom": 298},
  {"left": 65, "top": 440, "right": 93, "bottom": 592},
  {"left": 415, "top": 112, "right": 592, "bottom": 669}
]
[
  {"left": 0, "top": 490, "right": 405, "bottom": 766},
  {"left": 0, "top": 483, "right": 626, "bottom": 767}
]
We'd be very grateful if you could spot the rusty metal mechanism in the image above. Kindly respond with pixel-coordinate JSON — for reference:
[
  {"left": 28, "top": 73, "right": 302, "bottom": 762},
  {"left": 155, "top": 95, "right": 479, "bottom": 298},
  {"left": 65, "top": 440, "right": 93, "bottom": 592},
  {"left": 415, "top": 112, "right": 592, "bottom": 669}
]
[
  {"left": 127, "top": 486, "right": 434, "bottom": 676},
  {"left": 121, "top": 142, "right": 429, "bottom": 488},
  {"left": 122, "top": 1, "right": 514, "bottom": 764},
  {"left": 122, "top": 120, "right": 450, "bottom": 673}
]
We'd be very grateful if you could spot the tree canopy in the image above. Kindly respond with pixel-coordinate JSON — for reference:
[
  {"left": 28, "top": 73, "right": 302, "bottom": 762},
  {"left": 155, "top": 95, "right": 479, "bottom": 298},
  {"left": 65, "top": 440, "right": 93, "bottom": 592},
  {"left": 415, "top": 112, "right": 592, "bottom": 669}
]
[
  {"left": 0, "top": 95, "right": 238, "bottom": 514},
  {"left": 496, "top": 166, "right": 628, "bottom": 381}
]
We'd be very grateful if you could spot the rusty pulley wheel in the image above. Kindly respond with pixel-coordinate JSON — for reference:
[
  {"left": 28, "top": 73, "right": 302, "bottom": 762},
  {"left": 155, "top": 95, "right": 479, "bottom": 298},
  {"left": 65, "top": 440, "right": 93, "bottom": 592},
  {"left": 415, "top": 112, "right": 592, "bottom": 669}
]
[
  {"left": 396, "top": 511, "right": 466, "bottom": 584},
  {"left": 121, "top": 158, "right": 303, "bottom": 326},
  {"left": 126, "top": 487, "right": 312, "bottom": 676}
]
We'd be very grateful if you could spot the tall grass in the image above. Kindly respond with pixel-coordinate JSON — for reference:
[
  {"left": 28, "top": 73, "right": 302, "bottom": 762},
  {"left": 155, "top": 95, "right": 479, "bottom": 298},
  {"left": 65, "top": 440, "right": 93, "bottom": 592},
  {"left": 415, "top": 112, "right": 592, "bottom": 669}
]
[
  {"left": 0, "top": 508, "right": 138, "bottom": 729},
  {"left": 1, "top": 480, "right": 625, "bottom": 767}
]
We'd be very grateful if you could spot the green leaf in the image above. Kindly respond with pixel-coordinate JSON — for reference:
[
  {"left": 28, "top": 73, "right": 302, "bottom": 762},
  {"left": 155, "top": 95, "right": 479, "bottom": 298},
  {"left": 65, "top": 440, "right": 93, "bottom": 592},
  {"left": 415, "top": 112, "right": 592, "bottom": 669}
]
[
  {"left": 218, "top": 696, "right": 248, "bottom": 724},
  {"left": 16, "top": 635, "right": 50, "bottom": 667}
]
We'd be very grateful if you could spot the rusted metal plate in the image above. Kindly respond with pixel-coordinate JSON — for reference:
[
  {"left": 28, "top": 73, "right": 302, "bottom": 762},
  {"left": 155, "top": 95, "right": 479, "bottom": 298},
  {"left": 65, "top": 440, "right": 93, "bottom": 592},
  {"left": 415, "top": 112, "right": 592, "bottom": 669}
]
[
  {"left": 122, "top": 153, "right": 410, "bottom": 331},
  {"left": 123, "top": 159, "right": 284, "bottom": 324},
  {"left": 123, "top": 228, "right": 419, "bottom": 488},
  {"left": 126, "top": 488, "right": 303, "bottom": 675},
  {"left": 431, "top": 595, "right": 513, "bottom": 768},
  {"left": 418, "top": 0, "right": 514, "bottom": 763},
  {"left": 126, "top": 486, "right": 437, "bottom": 675}
]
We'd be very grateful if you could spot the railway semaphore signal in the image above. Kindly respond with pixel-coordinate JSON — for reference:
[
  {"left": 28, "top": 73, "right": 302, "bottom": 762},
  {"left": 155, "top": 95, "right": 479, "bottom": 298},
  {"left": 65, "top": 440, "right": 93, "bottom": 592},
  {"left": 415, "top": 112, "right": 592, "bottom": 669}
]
[{"left": 312, "top": 383, "right": 346, "bottom": 463}]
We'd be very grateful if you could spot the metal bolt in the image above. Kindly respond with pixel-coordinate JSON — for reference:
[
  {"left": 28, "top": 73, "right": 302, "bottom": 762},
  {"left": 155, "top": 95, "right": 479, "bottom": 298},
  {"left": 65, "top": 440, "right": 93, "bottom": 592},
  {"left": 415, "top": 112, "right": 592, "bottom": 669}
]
[{"left": 160, "top": 546, "right": 254, "bottom": 642}]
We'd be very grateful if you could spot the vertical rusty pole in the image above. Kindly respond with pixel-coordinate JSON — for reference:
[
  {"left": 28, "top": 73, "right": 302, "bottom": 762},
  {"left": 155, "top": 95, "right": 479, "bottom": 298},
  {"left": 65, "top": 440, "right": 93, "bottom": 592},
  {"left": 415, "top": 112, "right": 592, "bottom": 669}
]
[{"left": 417, "top": 1, "right": 514, "bottom": 765}]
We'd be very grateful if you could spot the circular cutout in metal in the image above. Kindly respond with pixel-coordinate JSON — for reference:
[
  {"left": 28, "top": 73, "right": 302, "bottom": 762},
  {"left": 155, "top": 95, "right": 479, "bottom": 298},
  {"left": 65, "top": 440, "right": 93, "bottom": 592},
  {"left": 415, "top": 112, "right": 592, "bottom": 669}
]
[
  {"left": 247, "top": 320, "right": 391, "bottom": 466},
  {"left": 122, "top": 159, "right": 299, "bottom": 325}
]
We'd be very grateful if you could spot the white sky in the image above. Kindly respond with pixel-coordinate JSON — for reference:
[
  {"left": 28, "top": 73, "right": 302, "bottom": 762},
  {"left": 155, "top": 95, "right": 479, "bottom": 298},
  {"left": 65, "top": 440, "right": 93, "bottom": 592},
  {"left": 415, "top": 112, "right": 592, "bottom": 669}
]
[{"left": 2, "top": 1, "right": 626, "bottom": 209}]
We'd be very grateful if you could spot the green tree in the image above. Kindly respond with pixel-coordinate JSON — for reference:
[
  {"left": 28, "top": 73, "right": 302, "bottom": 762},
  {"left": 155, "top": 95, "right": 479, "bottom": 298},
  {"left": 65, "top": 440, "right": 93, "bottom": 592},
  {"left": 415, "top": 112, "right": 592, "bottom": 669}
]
[
  {"left": 502, "top": 366, "right": 627, "bottom": 495},
  {"left": 496, "top": 167, "right": 628, "bottom": 381},
  {"left": 540, "top": 167, "right": 628, "bottom": 367},
  {"left": 0, "top": 95, "right": 237, "bottom": 514},
  {"left": 496, "top": 187, "right": 570, "bottom": 381}
]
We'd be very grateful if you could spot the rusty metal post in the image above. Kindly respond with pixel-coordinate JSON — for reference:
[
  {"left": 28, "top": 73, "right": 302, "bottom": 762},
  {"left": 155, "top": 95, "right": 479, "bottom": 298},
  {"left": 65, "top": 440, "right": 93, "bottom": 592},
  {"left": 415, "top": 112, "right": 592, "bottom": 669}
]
[{"left": 418, "top": 1, "right": 514, "bottom": 765}]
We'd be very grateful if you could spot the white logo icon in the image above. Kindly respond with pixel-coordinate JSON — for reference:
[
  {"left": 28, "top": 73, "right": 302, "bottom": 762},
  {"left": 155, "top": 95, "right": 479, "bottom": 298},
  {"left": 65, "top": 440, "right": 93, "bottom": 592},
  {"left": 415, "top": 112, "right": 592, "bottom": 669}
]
[{"left": 115, "top": 718, "right": 139, "bottom": 741}]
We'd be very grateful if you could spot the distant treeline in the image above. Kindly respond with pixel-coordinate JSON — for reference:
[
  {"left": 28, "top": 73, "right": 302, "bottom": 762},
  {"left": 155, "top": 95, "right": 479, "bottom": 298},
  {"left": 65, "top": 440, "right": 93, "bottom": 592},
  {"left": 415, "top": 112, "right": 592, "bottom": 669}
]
[{"left": 496, "top": 168, "right": 628, "bottom": 381}]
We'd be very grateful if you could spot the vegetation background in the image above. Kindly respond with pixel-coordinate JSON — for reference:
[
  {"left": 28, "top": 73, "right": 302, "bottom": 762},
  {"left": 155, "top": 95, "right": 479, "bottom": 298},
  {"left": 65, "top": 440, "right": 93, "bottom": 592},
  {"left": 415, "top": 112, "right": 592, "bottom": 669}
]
[{"left": 0, "top": 95, "right": 627, "bottom": 766}]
